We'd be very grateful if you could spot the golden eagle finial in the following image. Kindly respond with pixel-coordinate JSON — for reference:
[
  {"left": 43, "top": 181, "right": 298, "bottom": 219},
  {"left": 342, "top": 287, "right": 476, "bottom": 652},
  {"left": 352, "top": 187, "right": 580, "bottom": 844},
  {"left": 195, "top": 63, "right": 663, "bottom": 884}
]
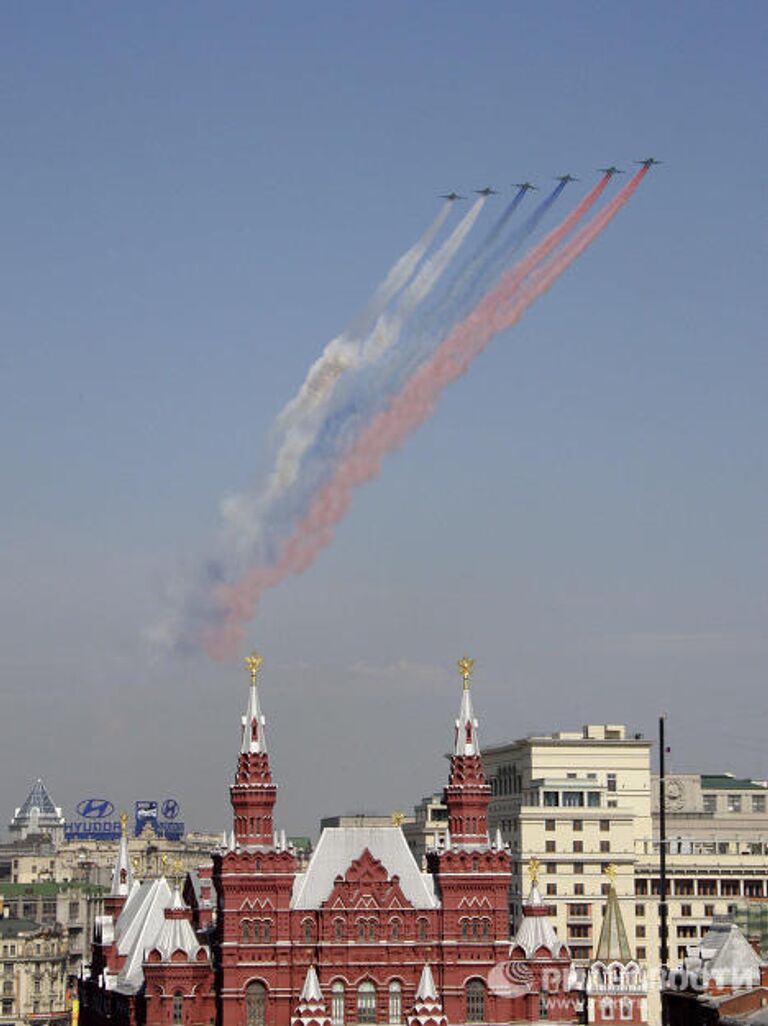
[
  {"left": 527, "top": 857, "right": 541, "bottom": 884},
  {"left": 391, "top": 811, "right": 406, "bottom": 827},
  {"left": 457, "top": 656, "right": 475, "bottom": 690},
  {"left": 245, "top": 650, "right": 263, "bottom": 686},
  {"left": 604, "top": 862, "right": 618, "bottom": 884}
]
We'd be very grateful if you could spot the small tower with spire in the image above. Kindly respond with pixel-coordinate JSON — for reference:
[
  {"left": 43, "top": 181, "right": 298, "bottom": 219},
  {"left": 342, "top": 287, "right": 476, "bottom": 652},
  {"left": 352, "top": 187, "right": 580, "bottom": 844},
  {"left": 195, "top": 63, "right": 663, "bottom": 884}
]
[
  {"left": 443, "top": 657, "right": 492, "bottom": 846},
  {"left": 291, "top": 966, "right": 331, "bottom": 1026},
  {"left": 104, "top": 811, "right": 134, "bottom": 919},
  {"left": 408, "top": 964, "right": 448, "bottom": 1026},
  {"left": 587, "top": 866, "right": 647, "bottom": 1024},
  {"left": 230, "top": 651, "right": 278, "bottom": 848}
]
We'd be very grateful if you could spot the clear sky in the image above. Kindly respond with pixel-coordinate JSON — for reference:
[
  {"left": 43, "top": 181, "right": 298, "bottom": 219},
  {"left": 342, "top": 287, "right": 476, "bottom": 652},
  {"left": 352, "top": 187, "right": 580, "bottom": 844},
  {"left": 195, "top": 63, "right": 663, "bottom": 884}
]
[{"left": 1, "top": 1, "right": 766, "bottom": 838}]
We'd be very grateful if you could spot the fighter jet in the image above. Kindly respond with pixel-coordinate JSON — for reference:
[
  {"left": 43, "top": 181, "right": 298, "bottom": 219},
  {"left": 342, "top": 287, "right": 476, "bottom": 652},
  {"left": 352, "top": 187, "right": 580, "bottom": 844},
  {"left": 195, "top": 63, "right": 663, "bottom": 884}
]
[
  {"left": 474, "top": 186, "right": 498, "bottom": 196},
  {"left": 513, "top": 182, "right": 538, "bottom": 192},
  {"left": 597, "top": 166, "right": 625, "bottom": 177},
  {"left": 635, "top": 158, "right": 662, "bottom": 168},
  {"left": 555, "top": 174, "right": 579, "bottom": 183},
  {"left": 440, "top": 192, "right": 465, "bottom": 201}
]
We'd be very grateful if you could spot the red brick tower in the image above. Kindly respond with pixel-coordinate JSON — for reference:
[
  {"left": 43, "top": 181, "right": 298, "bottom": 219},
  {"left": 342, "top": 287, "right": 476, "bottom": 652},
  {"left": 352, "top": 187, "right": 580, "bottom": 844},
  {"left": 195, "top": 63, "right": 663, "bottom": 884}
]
[
  {"left": 428, "top": 659, "right": 514, "bottom": 1025},
  {"left": 214, "top": 651, "right": 299, "bottom": 1026},
  {"left": 230, "top": 651, "right": 277, "bottom": 848},
  {"left": 443, "top": 656, "right": 492, "bottom": 846}
]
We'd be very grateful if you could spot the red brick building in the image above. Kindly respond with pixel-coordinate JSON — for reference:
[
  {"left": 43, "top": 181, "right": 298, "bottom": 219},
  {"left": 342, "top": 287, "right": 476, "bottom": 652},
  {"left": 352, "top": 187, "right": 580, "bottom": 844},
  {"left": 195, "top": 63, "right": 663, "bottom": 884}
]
[{"left": 80, "top": 656, "right": 584, "bottom": 1026}]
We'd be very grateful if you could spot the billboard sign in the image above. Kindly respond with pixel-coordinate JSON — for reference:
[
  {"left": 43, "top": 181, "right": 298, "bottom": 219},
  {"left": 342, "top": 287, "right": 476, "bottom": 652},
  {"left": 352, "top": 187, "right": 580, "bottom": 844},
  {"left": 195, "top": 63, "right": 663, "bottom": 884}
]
[{"left": 64, "top": 798, "right": 121, "bottom": 840}]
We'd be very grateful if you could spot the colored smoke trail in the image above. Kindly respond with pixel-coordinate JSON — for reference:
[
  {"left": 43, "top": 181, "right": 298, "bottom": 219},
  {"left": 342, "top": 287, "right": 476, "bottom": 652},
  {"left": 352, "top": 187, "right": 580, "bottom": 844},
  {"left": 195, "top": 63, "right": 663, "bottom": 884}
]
[
  {"left": 270, "top": 186, "right": 568, "bottom": 535},
  {"left": 202, "top": 168, "right": 648, "bottom": 659},
  {"left": 223, "top": 198, "right": 485, "bottom": 556},
  {"left": 277, "top": 202, "right": 453, "bottom": 430}
]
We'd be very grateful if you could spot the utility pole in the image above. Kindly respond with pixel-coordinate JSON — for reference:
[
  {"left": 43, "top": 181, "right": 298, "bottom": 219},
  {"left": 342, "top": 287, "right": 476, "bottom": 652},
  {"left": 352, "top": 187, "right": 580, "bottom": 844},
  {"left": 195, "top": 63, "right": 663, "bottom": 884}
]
[{"left": 659, "top": 714, "right": 669, "bottom": 1025}]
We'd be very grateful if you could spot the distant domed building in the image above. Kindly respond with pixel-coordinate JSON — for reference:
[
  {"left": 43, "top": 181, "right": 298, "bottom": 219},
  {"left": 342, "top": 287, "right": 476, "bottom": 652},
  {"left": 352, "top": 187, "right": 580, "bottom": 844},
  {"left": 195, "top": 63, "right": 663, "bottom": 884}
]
[{"left": 80, "top": 654, "right": 584, "bottom": 1026}]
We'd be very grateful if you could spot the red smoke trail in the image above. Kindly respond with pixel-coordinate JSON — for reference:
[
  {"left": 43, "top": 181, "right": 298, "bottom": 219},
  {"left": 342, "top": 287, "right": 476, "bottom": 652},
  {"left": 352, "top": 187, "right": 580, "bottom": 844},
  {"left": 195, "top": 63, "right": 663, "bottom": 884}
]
[{"left": 204, "top": 168, "right": 648, "bottom": 659}]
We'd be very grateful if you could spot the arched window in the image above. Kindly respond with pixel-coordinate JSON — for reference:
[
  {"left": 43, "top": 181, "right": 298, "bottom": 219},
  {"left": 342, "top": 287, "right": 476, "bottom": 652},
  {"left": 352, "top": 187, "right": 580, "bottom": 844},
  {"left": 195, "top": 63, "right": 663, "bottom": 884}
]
[
  {"left": 357, "top": 920, "right": 366, "bottom": 942},
  {"left": 252, "top": 921, "right": 261, "bottom": 943},
  {"left": 331, "top": 982, "right": 345, "bottom": 1026},
  {"left": 482, "top": 918, "right": 490, "bottom": 939},
  {"left": 601, "top": 998, "right": 614, "bottom": 1020},
  {"left": 472, "top": 919, "right": 479, "bottom": 938},
  {"left": 461, "top": 919, "right": 469, "bottom": 939},
  {"left": 246, "top": 982, "right": 267, "bottom": 1026},
  {"left": 357, "top": 981, "right": 376, "bottom": 1024},
  {"left": 621, "top": 998, "right": 633, "bottom": 1020},
  {"left": 262, "top": 920, "right": 271, "bottom": 943},
  {"left": 172, "top": 992, "right": 183, "bottom": 1025},
  {"left": 390, "top": 919, "right": 400, "bottom": 941},
  {"left": 368, "top": 920, "right": 377, "bottom": 942},
  {"left": 466, "top": 980, "right": 485, "bottom": 1023},
  {"left": 303, "top": 920, "right": 313, "bottom": 943},
  {"left": 241, "top": 921, "right": 250, "bottom": 943},
  {"left": 388, "top": 981, "right": 402, "bottom": 1024},
  {"left": 334, "top": 919, "right": 344, "bottom": 942},
  {"left": 417, "top": 918, "right": 428, "bottom": 941}
]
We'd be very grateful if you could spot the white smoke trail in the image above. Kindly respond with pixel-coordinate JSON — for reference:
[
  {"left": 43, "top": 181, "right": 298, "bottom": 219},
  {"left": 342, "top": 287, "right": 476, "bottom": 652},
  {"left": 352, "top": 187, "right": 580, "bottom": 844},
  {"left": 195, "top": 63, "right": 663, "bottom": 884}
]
[{"left": 276, "top": 202, "right": 452, "bottom": 430}]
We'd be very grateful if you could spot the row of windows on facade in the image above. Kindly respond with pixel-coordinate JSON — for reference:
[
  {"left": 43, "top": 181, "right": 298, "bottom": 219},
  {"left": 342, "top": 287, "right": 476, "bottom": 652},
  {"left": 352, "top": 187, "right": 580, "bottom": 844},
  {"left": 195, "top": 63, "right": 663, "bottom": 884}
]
[
  {"left": 513, "top": 880, "right": 615, "bottom": 897},
  {"left": 635, "top": 878, "right": 767, "bottom": 897},
  {"left": 240, "top": 916, "right": 492, "bottom": 944},
  {"left": 1, "top": 997, "right": 61, "bottom": 1015},
  {"left": 704, "top": 794, "right": 766, "bottom": 814},
  {"left": 0, "top": 941, "right": 61, "bottom": 958},
  {"left": 599, "top": 997, "right": 636, "bottom": 1020},
  {"left": 492, "top": 770, "right": 615, "bottom": 798},
  {"left": 227, "top": 979, "right": 489, "bottom": 1026}
]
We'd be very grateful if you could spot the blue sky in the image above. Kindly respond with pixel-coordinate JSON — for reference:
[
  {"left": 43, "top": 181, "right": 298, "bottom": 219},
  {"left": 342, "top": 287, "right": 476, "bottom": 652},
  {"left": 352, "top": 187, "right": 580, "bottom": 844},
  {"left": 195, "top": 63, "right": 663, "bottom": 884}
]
[{"left": 1, "top": 1, "right": 766, "bottom": 835}]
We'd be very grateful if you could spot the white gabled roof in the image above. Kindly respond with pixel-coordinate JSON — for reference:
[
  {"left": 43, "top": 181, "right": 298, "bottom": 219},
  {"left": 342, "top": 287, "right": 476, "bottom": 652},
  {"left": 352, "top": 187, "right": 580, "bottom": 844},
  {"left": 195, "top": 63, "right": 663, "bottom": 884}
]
[
  {"left": 152, "top": 888, "right": 207, "bottom": 962},
  {"left": 291, "top": 827, "right": 438, "bottom": 910},
  {"left": 115, "top": 878, "right": 173, "bottom": 991}
]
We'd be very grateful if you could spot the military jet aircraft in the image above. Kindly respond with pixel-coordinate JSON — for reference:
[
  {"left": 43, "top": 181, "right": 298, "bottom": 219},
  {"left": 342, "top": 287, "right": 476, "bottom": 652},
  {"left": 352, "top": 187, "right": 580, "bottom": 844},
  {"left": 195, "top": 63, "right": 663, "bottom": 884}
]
[
  {"left": 635, "top": 158, "right": 662, "bottom": 168},
  {"left": 474, "top": 187, "right": 498, "bottom": 196},
  {"left": 598, "top": 166, "right": 625, "bottom": 176},
  {"left": 440, "top": 192, "right": 464, "bottom": 201},
  {"left": 555, "top": 174, "right": 579, "bottom": 183},
  {"left": 513, "top": 182, "right": 538, "bottom": 192}
]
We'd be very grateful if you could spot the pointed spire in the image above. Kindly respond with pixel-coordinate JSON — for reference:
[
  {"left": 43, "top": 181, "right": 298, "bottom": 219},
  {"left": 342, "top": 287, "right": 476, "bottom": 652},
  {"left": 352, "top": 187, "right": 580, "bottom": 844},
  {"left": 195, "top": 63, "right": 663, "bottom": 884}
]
[
  {"left": 408, "top": 963, "right": 447, "bottom": 1026},
  {"left": 415, "top": 963, "right": 438, "bottom": 1002},
  {"left": 242, "top": 650, "right": 267, "bottom": 754},
  {"left": 454, "top": 656, "right": 480, "bottom": 755},
  {"left": 231, "top": 650, "right": 278, "bottom": 848},
  {"left": 111, "top": 811, "right": 134, "bottom": 897},
  {"left": 299, "top": 965, "right": 323, "bottom": 1004},
  {"left": 595, "top": 869, "right": 632, "bottom": 962},
  {"left": 292, "top": 966, "right": 331, "bottom": 1026},
  {"left": 494, "top": 826, "right": 503, "bottom": 849}
]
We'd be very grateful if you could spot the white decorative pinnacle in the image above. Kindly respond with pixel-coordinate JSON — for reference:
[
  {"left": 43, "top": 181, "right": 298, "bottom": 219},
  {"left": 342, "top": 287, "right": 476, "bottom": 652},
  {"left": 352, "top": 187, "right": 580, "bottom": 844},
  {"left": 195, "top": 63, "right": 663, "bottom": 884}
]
[
  {"left": 454, "top": 683, "right": 480, "bottom": 756},
  {"left": 415, "top": 963, "right": 438, "bottom": 1003},
  {"left": 299, "top": 965, "right": 323, "bottom": 1004},
  {"left": 241, "top": 659, "right": 268, "bottom": 755}
]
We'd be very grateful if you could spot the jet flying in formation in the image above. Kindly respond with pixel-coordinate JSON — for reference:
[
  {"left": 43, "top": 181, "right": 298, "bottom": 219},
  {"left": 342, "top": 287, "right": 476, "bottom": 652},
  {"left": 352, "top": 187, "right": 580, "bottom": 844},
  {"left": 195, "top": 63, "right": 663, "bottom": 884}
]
[
  {"left": 513, "top": 181, "right": 538, "bottom": 192},
  {"left": 635, "top": 157, "right": 662, "bottom": 167},
  {"left": 474, "top": 186, "right": 498, "bottom": 196},
  {"left": 440, "top": 192, "right": 464, "bottom": 201},
  {"left": 598, "top": 166, "right": 625, "bottom": 177},
  {"left": 555, "top": 174, "right": 579, "bottom": 183}
]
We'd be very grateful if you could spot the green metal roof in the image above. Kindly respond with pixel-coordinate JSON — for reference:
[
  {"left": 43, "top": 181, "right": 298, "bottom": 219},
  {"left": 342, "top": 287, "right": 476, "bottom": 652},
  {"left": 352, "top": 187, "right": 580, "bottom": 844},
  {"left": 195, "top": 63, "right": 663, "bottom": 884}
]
[
  {"left": 701, "top": 774, "right": 767, "bottom": 791},
  {"left": 0, "top": 881, "right": 106, "bottom": 897}
]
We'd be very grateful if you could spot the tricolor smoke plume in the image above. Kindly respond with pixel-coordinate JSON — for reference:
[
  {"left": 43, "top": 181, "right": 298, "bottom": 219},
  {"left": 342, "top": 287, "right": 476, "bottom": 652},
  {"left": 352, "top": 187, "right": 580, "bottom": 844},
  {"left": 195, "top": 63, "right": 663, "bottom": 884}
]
[
  {"left": 202, "top": 168, "right": 648, "bottom": 658},
  {"left": 221, "top": 198, "right": 486, "bottom": 561},
  {"left": 277, "top": 201, "right": 453, "bottom": 430},
  {"left": 267, "top": 177, "right": 598, "bottom": 540}
]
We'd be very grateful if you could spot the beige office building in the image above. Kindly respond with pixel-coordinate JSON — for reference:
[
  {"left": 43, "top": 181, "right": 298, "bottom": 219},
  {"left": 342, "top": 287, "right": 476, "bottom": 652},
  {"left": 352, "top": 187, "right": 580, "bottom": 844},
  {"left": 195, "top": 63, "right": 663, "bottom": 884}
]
[{"left": 481, "top": 725, "right": 768, "bottom": 1026}]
